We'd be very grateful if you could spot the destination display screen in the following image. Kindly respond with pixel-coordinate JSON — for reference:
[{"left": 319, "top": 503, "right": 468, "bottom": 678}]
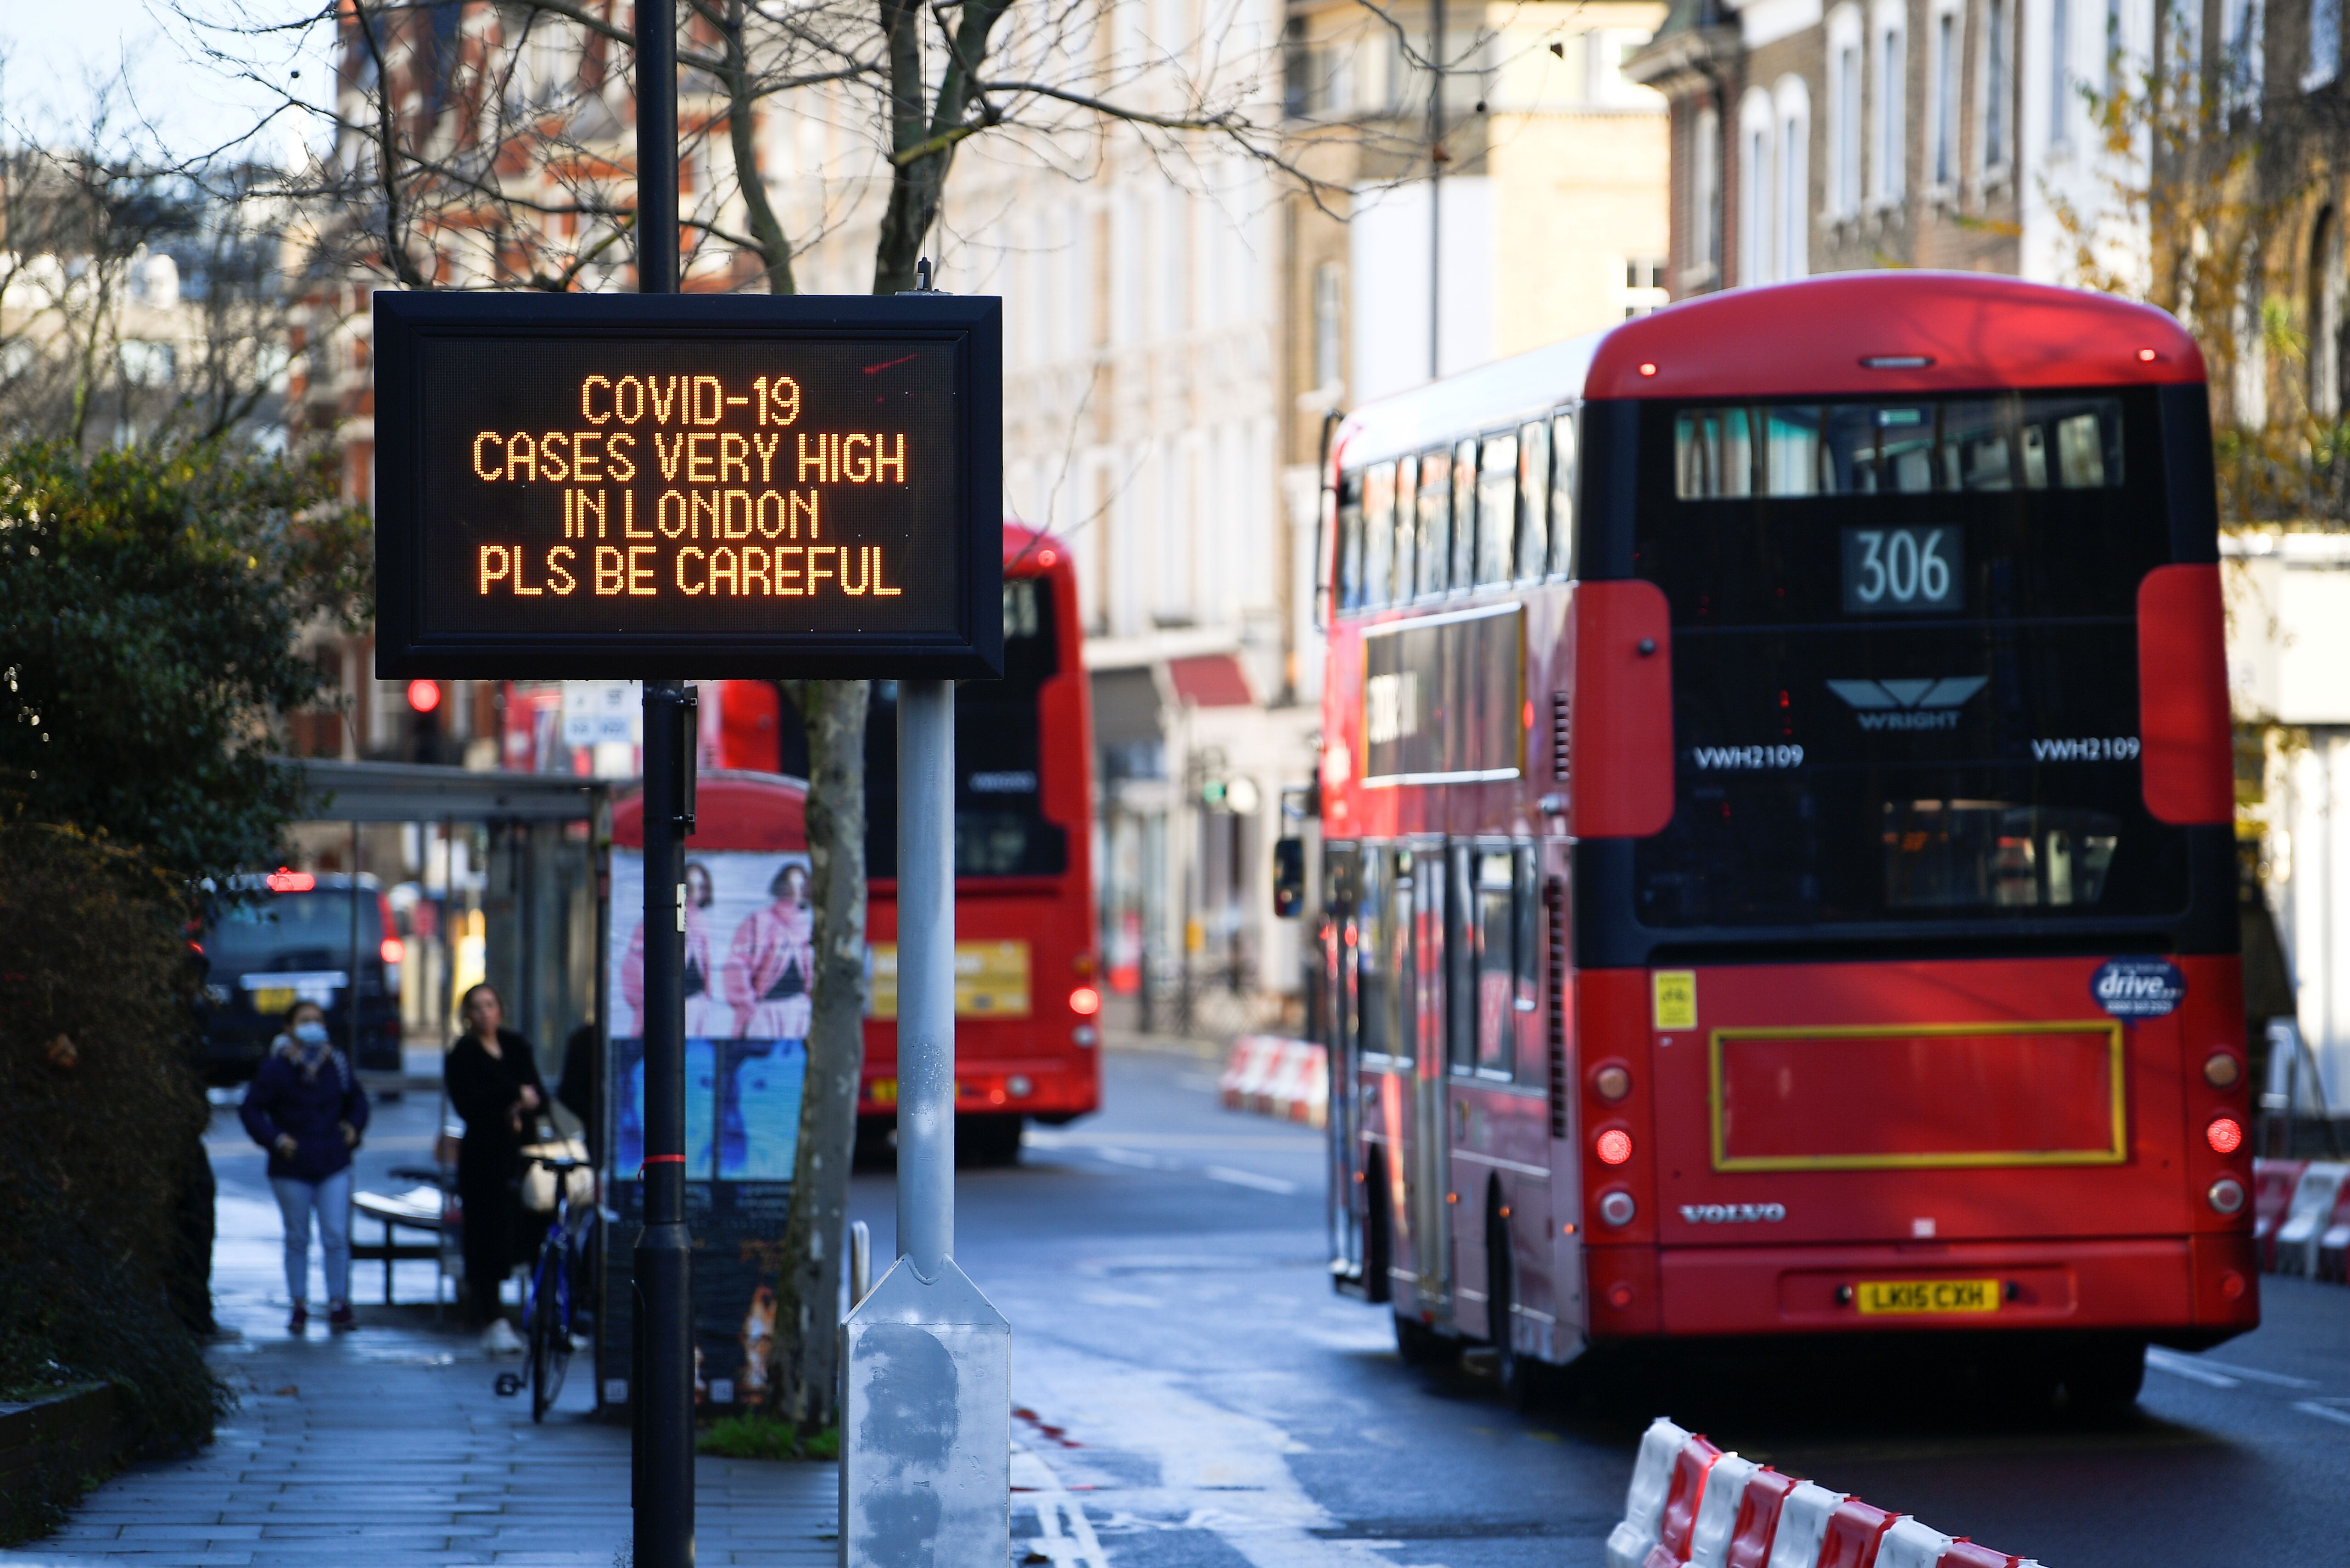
[{"left": 374, "top": 293, "right": 1001, "bottom": 678}]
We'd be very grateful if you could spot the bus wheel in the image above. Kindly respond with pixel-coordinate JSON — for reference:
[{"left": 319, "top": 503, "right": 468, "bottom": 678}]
[
  {"left": 1393, "top": 1310, "right": 1453, "bottom": 1368},
  {"left": 1488, "top": 1213, "right": 1544, "bottom": 1411},
  {"left": 959, "top": 1114, "right": 1024, "bottom": 1168},
  {"left": 2062, "top": 1336, "right": 2147, "bottom": 1410}
]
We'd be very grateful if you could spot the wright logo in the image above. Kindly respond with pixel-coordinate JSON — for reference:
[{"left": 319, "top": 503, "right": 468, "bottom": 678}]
[{"left": 1824, "top": 676, "right": 1988, "bottom": 731}]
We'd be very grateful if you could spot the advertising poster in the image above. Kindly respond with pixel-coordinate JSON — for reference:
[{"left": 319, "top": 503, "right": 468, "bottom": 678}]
[{"left": 601, "top": 845, "right": 811, "bottom": 1411}]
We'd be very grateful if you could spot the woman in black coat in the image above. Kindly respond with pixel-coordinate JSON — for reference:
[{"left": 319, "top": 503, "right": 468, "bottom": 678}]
[{"left": 445, "top": 984, "right": 548, "bottom": 1335}]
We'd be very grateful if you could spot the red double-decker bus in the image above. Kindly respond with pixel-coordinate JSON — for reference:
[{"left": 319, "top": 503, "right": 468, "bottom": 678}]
[
  {"left": 1310, "top": 274, "right": 2255, "bottom": 1403},
  {"left": 712, "top": 523, "right": 1100, "bottom": 1161}
]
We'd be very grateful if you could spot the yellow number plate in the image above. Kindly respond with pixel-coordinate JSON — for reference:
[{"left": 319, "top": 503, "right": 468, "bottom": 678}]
[
  {"left": 866, "top": 941, "right": 1031, "bottom": 1020},
  {"left": 1855, "top": 1278, "right": 2001, "bottom": 1316},
  {"left": 251, "top": 987, "right": 296, "bottom": 1015},
  {"left": 864, "top": 1077, "right": 974, "bottom": 1107}
]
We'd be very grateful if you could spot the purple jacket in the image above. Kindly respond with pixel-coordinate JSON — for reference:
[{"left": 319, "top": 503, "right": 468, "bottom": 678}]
[{"left": 240, "top": 1041, "right": 370, "bottom": 1182}]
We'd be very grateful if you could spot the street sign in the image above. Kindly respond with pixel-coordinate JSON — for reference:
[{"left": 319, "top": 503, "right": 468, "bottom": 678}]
[{"left": 371, "top": 291, "right": 1003, "bottom": 681}]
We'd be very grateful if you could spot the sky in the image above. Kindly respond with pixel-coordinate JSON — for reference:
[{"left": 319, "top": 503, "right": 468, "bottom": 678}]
[{"left": 0, "top": 0, "right": 332, "bottom": 166}]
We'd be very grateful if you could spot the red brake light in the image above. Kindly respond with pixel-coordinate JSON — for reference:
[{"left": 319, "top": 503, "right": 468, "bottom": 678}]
[
  {"left": 2206, "top": 1116, "right": 2244, "bottom": 1154},
  {"left": 265, "top": 868, "right": 316, "bottom": 893},
  {"left": 407, "top": 678, "right": 442, "bottom": 713},
  {"left": 1595, "top": 1128, "right": 1634, "bottom": 1166},
  {"left": 1069, "top": 986, "right": 1102, "bottom": 1017},
  {"left": 381, "top": 937, "right": 405, "bottom": 964},
  {"left": 1038, "top": 548, "right": 1058, "bottom": 567}
]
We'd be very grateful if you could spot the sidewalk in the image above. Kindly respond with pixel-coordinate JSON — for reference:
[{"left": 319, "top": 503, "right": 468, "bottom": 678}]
[{"left": 2, "top": 1101, "right": 835, "bottom": 1568}]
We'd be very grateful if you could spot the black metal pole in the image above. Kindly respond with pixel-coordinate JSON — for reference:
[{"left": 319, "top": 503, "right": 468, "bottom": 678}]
[{"left": 633, "top": 0, "right": 689, "bottom": 1559}]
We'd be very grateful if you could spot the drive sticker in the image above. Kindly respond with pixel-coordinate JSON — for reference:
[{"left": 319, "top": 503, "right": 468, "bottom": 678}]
[
  {"left": 2092, "top": 957, "right": 2186, "bottom": 1019},
  {"left": 1653, "top": 970, "right": 1697, "bottom": 1030}
]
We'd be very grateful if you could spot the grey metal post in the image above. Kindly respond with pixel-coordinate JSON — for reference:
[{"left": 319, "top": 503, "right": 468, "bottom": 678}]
[
  {"left": 841, "top": 678, "right": 1009, "bottom": 1568},
  {"left": 896, "top": 678, "right": 955, "bottom": 1273}
]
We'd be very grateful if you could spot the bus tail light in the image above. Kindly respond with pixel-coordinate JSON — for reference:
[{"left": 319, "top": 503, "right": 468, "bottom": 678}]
[
  {"left": 1069, "top": 986, "right": 1102, "bottom": 1016},
  {"left": 2207, "top": 1176, "right": 2247, "bottom": 1215},
  {"left": 381, "top": 937, "right": 406, "bottom": 964},
  {"left": 1007, "top": 1075, "right": 1033, "bottom": 1098},
  {"left": 1597, "top": 1190, "right": 1637, "bottom": 1227},
  {"left": 2206, "top": 1116, "right": 2244, "bottom": 1154},
  {"left": 1073, "top": 953, "right": 1096, "bottom": 978},
  {"left": 1072, "top": 1025, "right": 1098, "bottom": 1047},
  {"left": 1591, "top": 1063, "right": 1631, "bottom": 1103},
  {"left": 2203, "top": 1051, "right": 2242, "bottom": 1089},
  {"left": 1595, "top": 1128, "right": 1634, "bottom": 1166}
]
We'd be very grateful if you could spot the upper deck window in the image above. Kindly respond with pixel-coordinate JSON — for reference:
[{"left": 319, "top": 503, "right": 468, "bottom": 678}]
[
  {"left": 1416, "top": 450, "right": 1452, "bottom": 597},
  {"left": 1674, "top": 396, "right": 2124, "bottom": 499},
  {"left": 1475, "top": 433, "right": 1517, "bottom": 586}
]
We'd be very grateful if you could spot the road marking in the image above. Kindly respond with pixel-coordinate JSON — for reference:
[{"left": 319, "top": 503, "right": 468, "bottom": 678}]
[
  {"left": 1206, "top": 1166, "right": 1301, "bottom": 1195},
  {"left": 1012, "top": 1445, "right": 1111, "bottom": 1568},
  {"left": 2291, "top": 1400, "right": 2350, "bottom": 1428},
  {"left": 1028, "top": 1130, "right": 1321, "bottom": 1151},
  {"left": 2145, "top": 1349, "right": 2242, "bottom": 1388},
  {"left": 2148, "top": 1348, "right": 2319, "bottom": 1389},
  {"left": 1093, "top": 1147, "right": 1182, "bottom": 1170}
]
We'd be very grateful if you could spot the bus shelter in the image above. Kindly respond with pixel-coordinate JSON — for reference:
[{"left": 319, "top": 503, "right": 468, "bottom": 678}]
[{"left": 280, "top": 759, "right": 614, "bottom": 1315}]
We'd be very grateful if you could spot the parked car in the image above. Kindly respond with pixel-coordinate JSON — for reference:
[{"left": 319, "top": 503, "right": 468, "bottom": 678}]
[{"left": 195, "top": 871, "right": 403, "bottom": 1082}]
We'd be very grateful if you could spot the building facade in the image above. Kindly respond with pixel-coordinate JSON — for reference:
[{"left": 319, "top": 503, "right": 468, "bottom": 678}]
[{"left": 289, "top": 0, "right": 1669, "bottom": 1028}]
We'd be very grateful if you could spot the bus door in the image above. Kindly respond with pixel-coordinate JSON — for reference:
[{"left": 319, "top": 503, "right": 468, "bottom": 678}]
[
  {"left": 1326, "top": 847, "right": 1365, "bottom": 1289},
  {"left": 1409, "top": 841, "right": 1452, "bottom": 1317}
]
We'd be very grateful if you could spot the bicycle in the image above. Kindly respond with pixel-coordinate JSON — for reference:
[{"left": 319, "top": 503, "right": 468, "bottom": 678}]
[{"left": 494, "top": 1149, "right": 595, "bottom": 1422}]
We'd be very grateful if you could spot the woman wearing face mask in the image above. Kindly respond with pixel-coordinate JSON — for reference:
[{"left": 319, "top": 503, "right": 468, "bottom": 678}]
[
  {"left": 445, "top": 984, "right": 550, "bottom": 1346},
  {"left": 240, "top": 1000, "right": 370, "bottom": 1333}
]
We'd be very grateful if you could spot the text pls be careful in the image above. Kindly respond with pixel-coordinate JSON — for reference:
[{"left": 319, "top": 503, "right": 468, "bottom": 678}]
[{"left": 467, "top": 372, "right": 911, "bottom": 600}]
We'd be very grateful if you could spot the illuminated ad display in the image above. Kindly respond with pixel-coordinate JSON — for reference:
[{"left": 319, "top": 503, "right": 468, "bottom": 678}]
[{"left": 373, "top": 291, "right": 1002, "bottom": 678}]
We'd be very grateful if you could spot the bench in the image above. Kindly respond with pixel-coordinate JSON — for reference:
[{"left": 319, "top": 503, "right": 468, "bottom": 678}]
[{"left": 352, "top": 1165, "right": 455, "bottom": 1306}]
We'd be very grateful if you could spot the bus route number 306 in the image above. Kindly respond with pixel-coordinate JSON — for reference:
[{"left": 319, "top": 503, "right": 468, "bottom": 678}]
[{"left": 1841, "top": 526, "right": 1964, "bottom": 615}]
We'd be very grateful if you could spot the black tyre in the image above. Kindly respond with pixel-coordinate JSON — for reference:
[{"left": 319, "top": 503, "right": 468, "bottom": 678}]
[
  {"left": 1363, "top": 1154, "right": 1392, "bottom": 1304},
  {"left": 1488, "top": 1212, "right": 1545, "bottom": 1411},
  {"left": 960, "top": 1114, "right": 1024, "bottom": 1167},
  {"left": 2062, "top": 1336, "right": 2146, "bottom": 1410},
  {"left": 529, "top": 1247, "right": 571, "bottom": 1422},
  {"left": 1393, "top": 1310, "right": 1454, "bottom": 1366}
]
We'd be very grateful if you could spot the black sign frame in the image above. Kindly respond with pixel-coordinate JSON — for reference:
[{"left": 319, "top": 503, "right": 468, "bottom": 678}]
[{"left": 373, "top": 291, "right": 1002, "bottom": 679}]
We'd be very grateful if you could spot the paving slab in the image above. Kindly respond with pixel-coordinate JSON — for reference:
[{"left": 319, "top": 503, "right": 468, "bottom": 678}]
[{"left": 2, "top": 1101, "right": 836, "bottom": 1568}]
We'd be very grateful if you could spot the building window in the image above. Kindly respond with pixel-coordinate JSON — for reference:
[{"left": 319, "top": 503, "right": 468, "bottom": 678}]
[
  {"left": 1692, "top": 104, "right": 1722, "bottom": 278},
  {"left": 1934, "top": 10, "right": 1959, "bottom": 185},
  {"left": 1985, "top": 0, "right": 2012, "bottom": 170},
  {"left": 1312, "top": 261, "right": 1344, "bottom": 392},
  {"left": 1780, "top": 121, "right": 1805, "bottom": 274},
  {"left": 2222, "top": 0, "right": 2263, "bottom": 119},
  {"left": 2314, "top": 209, "right": 2344, "bottom": 419},
  {"left": 1833, "top": 41, "right": 1862, "bottom": 213},
  {"left": 1622, "top": 257, "right": 1669, "bottom": 316},
  {"left": 1875, "top": 22, "right": 1906, "bottom": 201},
  {"left": 2051, "top": 0, "right": 2072, "bottom": 147},
  {"left": 1742, "top": 102, "right": 1774, "bottom": 282}
]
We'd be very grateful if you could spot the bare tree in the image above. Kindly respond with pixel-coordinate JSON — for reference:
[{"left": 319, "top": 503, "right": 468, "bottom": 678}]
[{"left": 182, "top": 0, "right": 1517, "bottom": 1433}]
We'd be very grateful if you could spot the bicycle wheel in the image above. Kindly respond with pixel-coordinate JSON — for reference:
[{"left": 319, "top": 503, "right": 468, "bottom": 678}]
[{"left": 529, "top": 1238, "right": 572, "bottom": 1422}]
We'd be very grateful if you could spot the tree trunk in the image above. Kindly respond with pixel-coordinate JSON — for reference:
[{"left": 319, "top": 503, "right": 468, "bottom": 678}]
[{"left": 767, "top": 678, "right": 869, "bottom": 1430}]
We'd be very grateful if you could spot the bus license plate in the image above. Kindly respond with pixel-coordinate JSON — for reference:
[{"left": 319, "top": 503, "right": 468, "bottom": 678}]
[{"left": 1855, "top": 1278, "right": 2001, "bottom": 1315}]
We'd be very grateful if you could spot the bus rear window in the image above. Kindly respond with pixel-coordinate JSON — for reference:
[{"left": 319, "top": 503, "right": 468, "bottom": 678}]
[
  {"left": 1675, "top": 396, "right": 2124, "bottom": 499},
  {"left": 866, "top": 577, "right": 1068, "bottom": 879}
]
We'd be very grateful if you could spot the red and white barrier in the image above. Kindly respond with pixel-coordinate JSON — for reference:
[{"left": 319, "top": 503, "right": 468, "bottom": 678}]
[
  {"left": 2253, "top": 1157, "right": 2350, "bottom": 1283},
  {"left": 1218, "top": 1036, "right": 1327, "bottom": 1129},
  {"left": 1609, "top": 1419, "right": 2042, "bottom": 1568}
]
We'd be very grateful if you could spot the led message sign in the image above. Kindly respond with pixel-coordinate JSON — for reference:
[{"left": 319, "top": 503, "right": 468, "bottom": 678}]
[{"left": 373, "top": 292, "right": 1002, "bottom": 678}]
